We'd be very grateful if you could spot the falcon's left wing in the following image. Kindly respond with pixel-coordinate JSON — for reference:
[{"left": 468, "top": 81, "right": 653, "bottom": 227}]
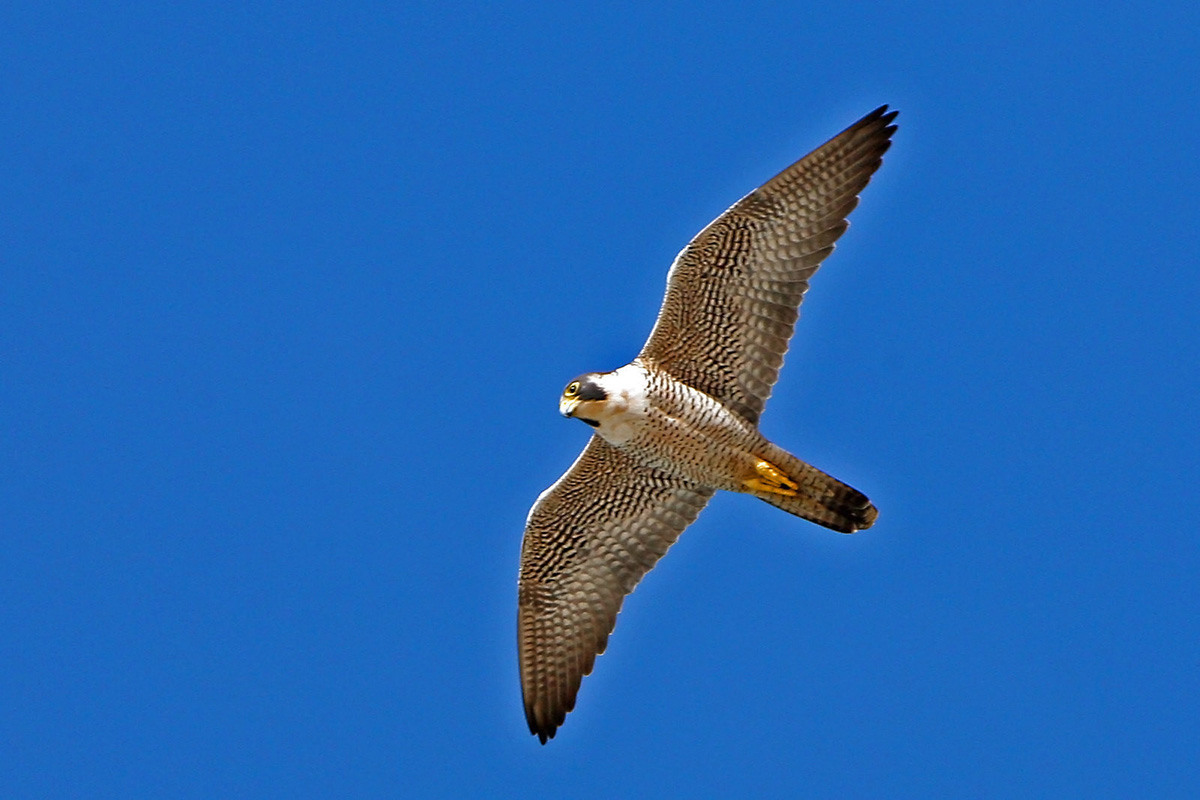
[
  {"left": 639, "top": 106, "right": 897, "bottom": 425},
  {"left": 518, "top": 436, "right": 714, "bottom": 742}
]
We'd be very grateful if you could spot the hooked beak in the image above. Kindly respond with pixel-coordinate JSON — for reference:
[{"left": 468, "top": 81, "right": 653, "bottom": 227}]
[{"left": 560, "top": 397, "right": 580, "bottom": 418}]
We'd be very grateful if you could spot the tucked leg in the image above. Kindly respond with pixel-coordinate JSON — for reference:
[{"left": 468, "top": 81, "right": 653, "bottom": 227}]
[{"left": 741, "top": 459, "right": 800, "bottom": 497}]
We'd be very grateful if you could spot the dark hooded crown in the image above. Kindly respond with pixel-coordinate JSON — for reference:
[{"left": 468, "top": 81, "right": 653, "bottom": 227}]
[{"left": 566, "top": 374, "right": 607, "bottom": 401}]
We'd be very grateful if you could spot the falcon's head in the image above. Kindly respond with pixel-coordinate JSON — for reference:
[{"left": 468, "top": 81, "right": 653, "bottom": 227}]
[{"left": 559, "top": 374, "right": 611, "bottom": 427}]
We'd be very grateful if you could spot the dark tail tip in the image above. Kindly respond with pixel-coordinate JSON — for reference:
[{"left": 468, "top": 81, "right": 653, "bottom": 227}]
[
  {"left": 836, "top": 485, "right": 878, "bottom": 532},
  {"left": 849, "top": 501, "right": 879, "bottom": 532}
]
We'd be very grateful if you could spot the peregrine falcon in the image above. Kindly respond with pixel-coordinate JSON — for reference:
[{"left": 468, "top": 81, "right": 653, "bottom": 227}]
[{"left": 518, "top": 106, "right": 897, "bottom": 742}]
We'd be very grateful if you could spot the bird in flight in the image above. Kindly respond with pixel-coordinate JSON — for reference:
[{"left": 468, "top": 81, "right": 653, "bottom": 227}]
[{"left": 517, "top": 106, "right": 897, "bottom": 743}]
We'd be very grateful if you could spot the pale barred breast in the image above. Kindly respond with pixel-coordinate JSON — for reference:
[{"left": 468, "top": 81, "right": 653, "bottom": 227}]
[{"left": 624, "top": 363, "right": 764, "bottom": 488}]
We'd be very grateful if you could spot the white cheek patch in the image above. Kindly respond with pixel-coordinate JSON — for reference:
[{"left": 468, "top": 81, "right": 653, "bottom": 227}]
[{"left": 590, "top": 365, "right": 651, "bottom": 446}]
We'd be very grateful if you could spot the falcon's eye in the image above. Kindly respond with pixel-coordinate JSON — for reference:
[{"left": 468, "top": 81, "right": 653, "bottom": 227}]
[{"left": 565, "top": 382, "right": 580, "bottom": 397}]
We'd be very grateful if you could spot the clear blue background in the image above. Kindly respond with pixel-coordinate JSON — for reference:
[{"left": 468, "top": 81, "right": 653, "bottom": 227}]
[{"left": 4, "top": 2, "right": 1198, "bottom": 797}]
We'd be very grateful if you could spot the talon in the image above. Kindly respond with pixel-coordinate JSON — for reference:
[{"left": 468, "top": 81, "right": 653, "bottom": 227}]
[
  {"left": 755, "top": 460, "right": 798, "bottom": 489},
  {"left": 742, "top": 459, "right": 799, "bottom": 497}
]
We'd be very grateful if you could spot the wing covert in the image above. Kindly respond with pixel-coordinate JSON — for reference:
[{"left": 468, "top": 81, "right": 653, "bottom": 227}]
[
  {"left": 639, "top": 105, "right": 898, "bottom": 424},
  {"left": 517, "top": 436, "right": 713, "bottom": 742}
]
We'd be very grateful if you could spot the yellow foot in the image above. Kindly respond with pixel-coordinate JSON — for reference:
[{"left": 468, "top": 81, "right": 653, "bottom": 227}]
[{"left": 742, "top": 459, "right": 799, "bottom": 497}]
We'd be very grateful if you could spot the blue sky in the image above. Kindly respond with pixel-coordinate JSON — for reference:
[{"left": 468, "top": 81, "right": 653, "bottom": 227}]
[{"left": 3, "top": 2, "right": 1198, "bottom": 797}]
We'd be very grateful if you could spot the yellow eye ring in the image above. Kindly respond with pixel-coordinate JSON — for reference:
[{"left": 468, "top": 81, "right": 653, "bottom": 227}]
[{"left": 565, "top": 381, "right": 580, "bottom": 398}]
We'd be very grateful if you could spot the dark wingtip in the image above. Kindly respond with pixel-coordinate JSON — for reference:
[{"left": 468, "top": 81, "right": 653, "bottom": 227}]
[
  {"left": 525, "top": 706, "right": 560, "bottom": 744},
  {"left": 857, "top": 104, "right": 899, "bottom": 145},
  {"left": 865, "top": 103, "right": 899, "bottom": 126}
]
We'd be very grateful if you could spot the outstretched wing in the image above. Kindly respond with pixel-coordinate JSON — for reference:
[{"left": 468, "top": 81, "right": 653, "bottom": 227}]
[
  {"left": 639, "top": 105, "right": 897, "bottom": 425},
  {"left": 518, "top": 436, "right": 714, "bottom": 742}
]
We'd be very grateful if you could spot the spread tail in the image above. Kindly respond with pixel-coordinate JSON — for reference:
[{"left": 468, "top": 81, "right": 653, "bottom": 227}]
[{"left": 750, "top": 448, "right": 877, "bottom": 533}]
